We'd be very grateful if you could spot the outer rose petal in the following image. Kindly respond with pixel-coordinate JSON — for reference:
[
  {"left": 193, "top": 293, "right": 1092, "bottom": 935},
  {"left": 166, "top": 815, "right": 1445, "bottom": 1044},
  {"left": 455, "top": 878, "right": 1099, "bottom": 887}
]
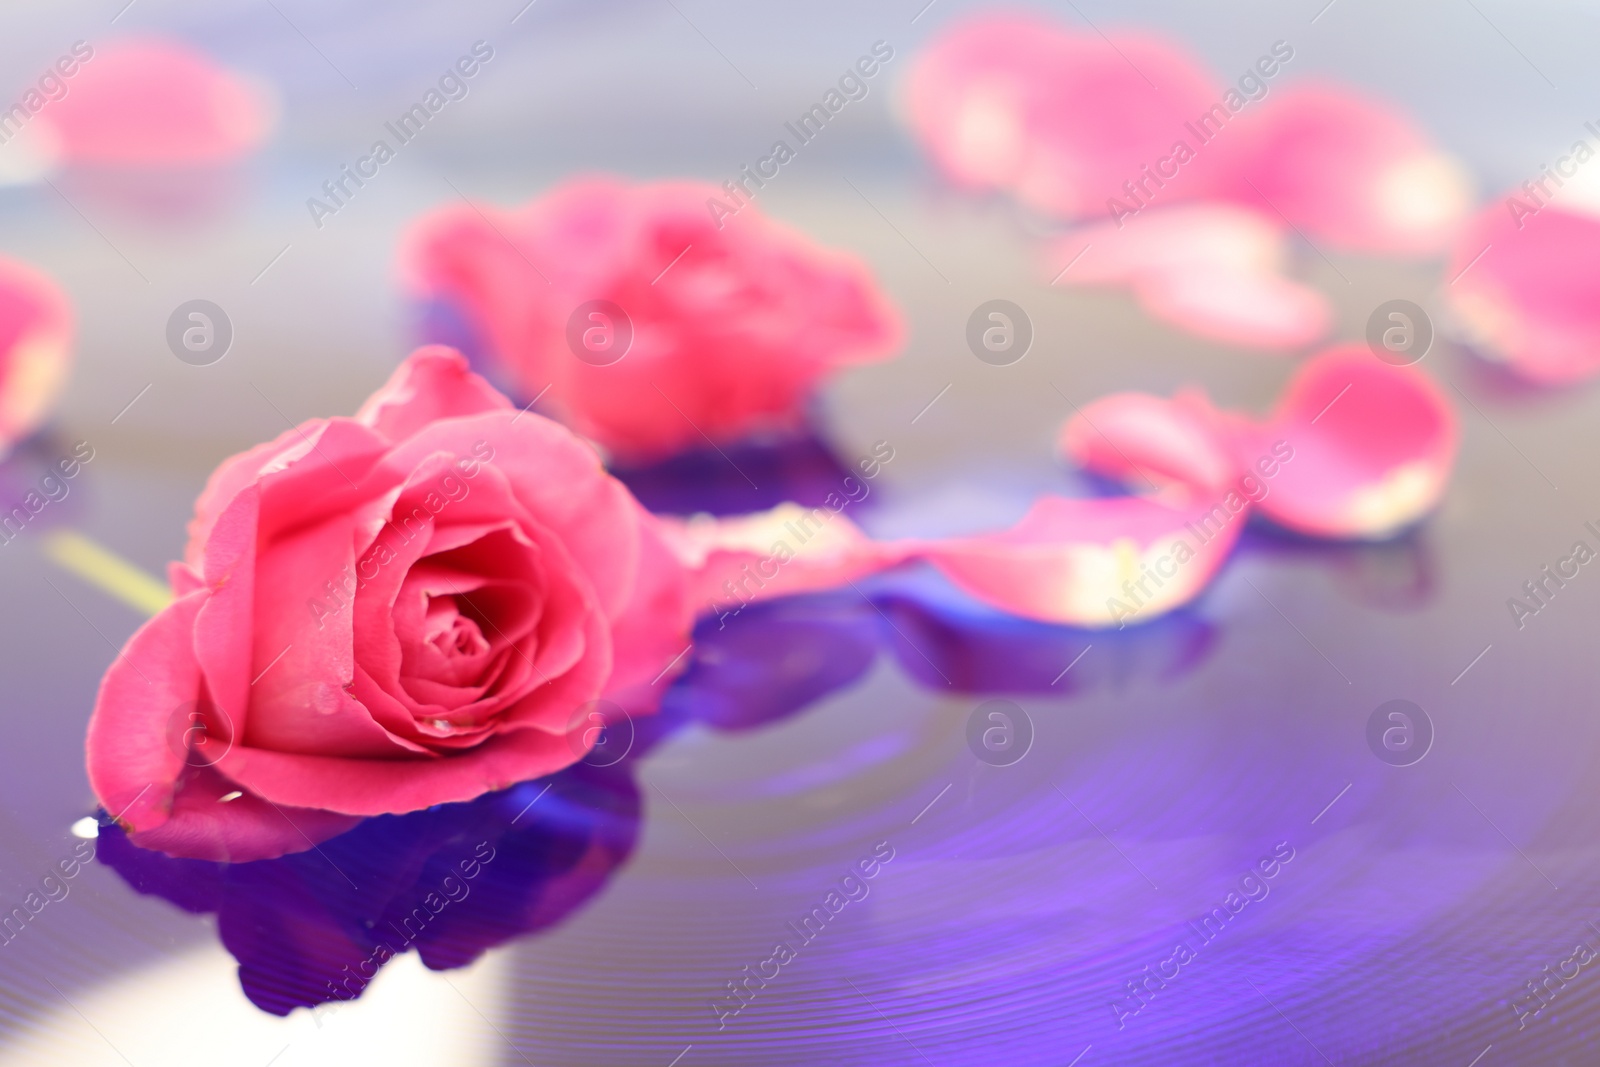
[
  {"left": 86, "top": 590, "right": 208, "bottom": 833},
  {"left": 605, "top": 509, "right": 694, "bottom": 693},
  {"left": 0, "top": 256, "right": 72, "bottom": 451},
  {"left": 354, "top": 344, "right": 512, "bottom": 443},
  {"left": 1245, "top": 346, "right": 1459, "bottom": 539},
  {"left": 1445, "top": 201, "right": 1600, "bottom": 384},
  {"left": 215, "top": 726, "right": 583, "bottom": 817},
  {"left": 922, "top": 495, "right": 1242, "bottom": 628},
  {"left": 36, "top": 38, "right": 275, "bottom": 168},
  {"left": 127, "top": 766, "right": 361, "bottom": 864}
]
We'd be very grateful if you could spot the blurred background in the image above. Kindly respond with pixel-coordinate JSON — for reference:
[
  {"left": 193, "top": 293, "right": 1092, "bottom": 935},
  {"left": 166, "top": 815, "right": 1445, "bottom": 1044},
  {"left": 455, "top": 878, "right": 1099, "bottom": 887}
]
[{"left": 1, "top": 1, "right": 1598, "bottom": 1064}]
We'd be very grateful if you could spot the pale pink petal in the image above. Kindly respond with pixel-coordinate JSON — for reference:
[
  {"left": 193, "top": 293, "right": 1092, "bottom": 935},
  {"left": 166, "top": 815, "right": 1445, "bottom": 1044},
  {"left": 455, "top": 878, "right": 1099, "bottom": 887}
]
[
  {"left": 921, "top": 494, "right": 1243, "bottom": 628},
  {"left": 0, "top": 256, "right": 72, "bottom": 450},
  {"left": 37, "top": 38, "right": 275, "bottom": 168},
  {"left": 1058, "top": 390, "right": 1239, "bottom": 495},
  {"left": 1216, "top": 82, "right": 1472, "bottom": 256},
  {"left": 353, "top": 345, "right": 512, "bottom": 443},
  {"left": 1046, "top": 204, "right": 1330, "bottom": 351},
  {"left": 659, "top": 502, "right": 914, "bottom": 616},
  {"left": 903, "top": 14, "right": 1223, "bottom": 218},
  {"left": 1445, "top": 201, "right": 1600, "bottom": 384}
]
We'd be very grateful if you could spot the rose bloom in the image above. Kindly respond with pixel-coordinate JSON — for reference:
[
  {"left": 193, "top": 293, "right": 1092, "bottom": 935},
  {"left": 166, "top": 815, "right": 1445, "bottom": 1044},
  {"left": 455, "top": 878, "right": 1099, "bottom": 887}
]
[
  {"left": 401, "top": 175, "right": 903, "bottom": 461},
  {"left": 87, "top": 349, "right": 690, "bottom": 862}
]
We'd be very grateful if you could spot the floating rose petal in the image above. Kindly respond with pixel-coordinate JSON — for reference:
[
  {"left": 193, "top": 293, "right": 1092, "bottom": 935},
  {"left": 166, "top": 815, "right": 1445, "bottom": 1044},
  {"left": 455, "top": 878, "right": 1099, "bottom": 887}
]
[
  {"left": 0, "top": 256, "right": 72, "bottom": 452},
  {"left": 921, "top": 495, "right": 1242, "bottom": 628},
  {"left": 902, "top": 13, "right": 1222, "bottom": 219},
  {"left": 1445, "top": 198, "right": 1600, "bottom": 385},
  {"left": 1061, "top": 346, "right": 1459, "bottom": 540},
  {"left": 1048, "top": 204, "right": 1330, "bottom": 350},
  {"left": 1058, "top": 389, "right": 1237, "bottom": 496},
  {"left": 1216, "top": 82, "right": 1472, "bottom": 257},
  {"left": 34, "top": 38, "right": 275, "bottom": 169},
  {"left": 401, "top": 176, "right": 903, "bottom": 461},
  {"left": 659, "top": 502, "right": 914, "bottom": 618},
  {"left": 1245, "top": 345, "right": 1458, "bottom": 539}
]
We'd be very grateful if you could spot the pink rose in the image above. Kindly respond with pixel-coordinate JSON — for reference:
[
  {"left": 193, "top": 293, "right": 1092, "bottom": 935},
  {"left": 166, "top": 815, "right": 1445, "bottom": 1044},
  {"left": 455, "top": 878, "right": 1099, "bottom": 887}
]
[
  {"left": 400, "top": 175, "right": 903, "bottom": 461},
  {"left": 87, "top": 348, "right": 691, "bottom": 862}
]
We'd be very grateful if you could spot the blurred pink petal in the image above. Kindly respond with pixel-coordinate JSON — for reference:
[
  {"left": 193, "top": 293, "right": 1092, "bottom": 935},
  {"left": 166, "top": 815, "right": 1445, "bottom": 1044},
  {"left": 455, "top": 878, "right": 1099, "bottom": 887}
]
[
  {"left": 660, "top": 503, "right": 913, "bottom": 617},
  {"left": 401, "top": 176, "right": 903, "bottom": 461},
  {"left": 1059, "top": 389, "right": 1239, "bottom": 495},
  {"left": 1245, "top": 345, "right": 1459, "bottom": 539},
  {"left": 1059, "top": 346, "right": 1458, "bottom": 540},
  {"left": 0, "top": 256, "right": 72, "bottom": 450},
  {"left": 37, "top": 38, "right": 275, "bottom": 169},
  {"left": 1444, "top": 200, "right": 1600, "bottom": 384},
  {"left": 1048, "top": 204, "right": 1331, "bottom": 349},
  {"left": 1215, "top": 83, "right": 1472, "bottom": 257},
  {"left": 903, "top": 13, "right": 1222, "bottom": 218},
  {"left": 922, "top": 495, "right": 1243, "bottom": 628}
]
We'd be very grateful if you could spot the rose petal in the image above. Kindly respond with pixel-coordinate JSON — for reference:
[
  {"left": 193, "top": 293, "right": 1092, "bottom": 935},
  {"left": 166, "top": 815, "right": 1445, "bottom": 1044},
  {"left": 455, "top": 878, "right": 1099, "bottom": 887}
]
[
  {"left": 921, "top": 494, "right": 1243, "bottom": 627},
  {"left": 37, "top": 38, "right": 275, "bottom": 168},
  {"left": 353, "top": 345, "right": 512, "bottom": 443},
  {"left": 126, "top": 765, "right": 361, "bottom": 864},
  {"left": 86, "top": 590, "right": 209, "bottom": 833},
  {"left": 1059, "top": 390, "right": 1240, "bottom": 495},
  {"left": 1445, "top": 201, "right": 1600, "bottom": 384},
  {"left": 0, "top": 256, "right": 72, "bottom": 451},
  {"left": 1245, "top": 345, "right": 1459, "bottom": 539},
  {"left": 1216, "top": 82, "right": 1472, "bottom": 256}
]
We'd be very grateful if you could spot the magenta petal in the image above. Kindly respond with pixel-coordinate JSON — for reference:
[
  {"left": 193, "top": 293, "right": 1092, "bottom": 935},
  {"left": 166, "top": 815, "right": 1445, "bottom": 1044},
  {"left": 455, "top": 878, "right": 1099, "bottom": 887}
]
[
  {"left": 85, "top": 590, "right": 209, "bottom": 834},
  {"left": 1247, "top": 345, "right": 1459, "bottom": 539},
  {"left": 922, "top": 495, "right": 1243, "bottom": 627},
  {"left": 605, "top": 509, "right": 693, "bottom": 693},
  {"left": 126, "top": 766, "right": 361, "bottom": 863},
  {"left": 1445, "top": 202, "right": 1600, "bottom": 384}
]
